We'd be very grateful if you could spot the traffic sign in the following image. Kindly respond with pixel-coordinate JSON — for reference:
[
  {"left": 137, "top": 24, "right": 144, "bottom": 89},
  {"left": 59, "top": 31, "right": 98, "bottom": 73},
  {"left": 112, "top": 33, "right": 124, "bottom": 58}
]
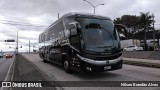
[{"left": 4, "top": 39, "right": 15, "bottom": 42}]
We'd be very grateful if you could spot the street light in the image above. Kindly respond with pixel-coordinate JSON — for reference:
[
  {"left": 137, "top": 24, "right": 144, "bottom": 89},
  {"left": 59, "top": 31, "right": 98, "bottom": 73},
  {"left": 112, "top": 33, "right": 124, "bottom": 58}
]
[
  {"left": 10, "top": 28, "right": 22, "bottom": 55},
  {"left": 16, "top": 29, "right": 22, "bottom": 55},
  {"left": 83, "top": 0, "right": 104, "bottom": 14}
]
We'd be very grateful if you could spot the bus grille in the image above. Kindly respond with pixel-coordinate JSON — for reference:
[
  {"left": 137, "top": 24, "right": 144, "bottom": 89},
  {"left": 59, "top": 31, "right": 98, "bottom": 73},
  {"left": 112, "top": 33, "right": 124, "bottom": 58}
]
[{"left": 85, "top": 53, "right": 122, "bottom": 61}]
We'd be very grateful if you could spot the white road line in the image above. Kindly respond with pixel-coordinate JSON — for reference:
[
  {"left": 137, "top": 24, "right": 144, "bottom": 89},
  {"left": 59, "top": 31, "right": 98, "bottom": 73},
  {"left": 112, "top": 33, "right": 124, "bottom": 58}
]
[{"left": 1, "top": 56, "right": 15, "bottom": 90}]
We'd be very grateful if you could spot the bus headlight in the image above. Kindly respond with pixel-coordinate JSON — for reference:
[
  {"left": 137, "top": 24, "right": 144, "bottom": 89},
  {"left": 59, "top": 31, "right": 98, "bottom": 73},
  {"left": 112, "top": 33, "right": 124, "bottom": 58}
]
[{"left": 77, "top": 54, "right": 95, "bottom": 63}]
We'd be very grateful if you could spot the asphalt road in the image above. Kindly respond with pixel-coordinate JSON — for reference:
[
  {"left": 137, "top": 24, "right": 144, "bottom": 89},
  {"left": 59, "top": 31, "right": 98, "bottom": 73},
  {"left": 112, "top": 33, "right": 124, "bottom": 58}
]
[
  {"left": 22, "top": 54, "right": 160, "bottom": 90},
  {"left": 0, "top": 57, "right": 14, "bottom": 81}
]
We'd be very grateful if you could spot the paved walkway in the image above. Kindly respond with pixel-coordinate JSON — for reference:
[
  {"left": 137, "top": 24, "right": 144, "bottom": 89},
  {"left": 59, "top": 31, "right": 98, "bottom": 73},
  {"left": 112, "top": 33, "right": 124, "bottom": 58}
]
[
  {"left": 123, "top": 57, "right": 160, "bottom": 64},
  {"left": 122, "top": 51, "right": 160, "bottom": 60},
  {"left": 122, "top": 57, "right": 160, "bottom": 68}
]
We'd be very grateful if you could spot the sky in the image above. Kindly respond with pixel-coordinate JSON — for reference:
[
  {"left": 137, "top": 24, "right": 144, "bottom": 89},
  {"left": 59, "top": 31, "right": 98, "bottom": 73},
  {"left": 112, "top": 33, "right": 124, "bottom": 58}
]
[{"left": 0, "top": 0, "right": 160, "bottom": 52}]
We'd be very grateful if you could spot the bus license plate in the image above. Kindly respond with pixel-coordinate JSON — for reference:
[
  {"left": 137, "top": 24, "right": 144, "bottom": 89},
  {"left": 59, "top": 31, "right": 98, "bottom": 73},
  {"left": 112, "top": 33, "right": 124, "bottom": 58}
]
[{"left": 104, "top": 66, "right": 111, "bottom": 70}]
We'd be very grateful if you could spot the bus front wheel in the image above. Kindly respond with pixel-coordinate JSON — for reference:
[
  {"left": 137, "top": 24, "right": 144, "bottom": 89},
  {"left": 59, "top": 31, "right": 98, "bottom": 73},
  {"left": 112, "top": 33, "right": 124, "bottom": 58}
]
[
  {"left": 43, "top": 59, "right": 47, "bottom": 63},
  {"left": 63, "top": 60, "right": 72, "bottom": 73}
]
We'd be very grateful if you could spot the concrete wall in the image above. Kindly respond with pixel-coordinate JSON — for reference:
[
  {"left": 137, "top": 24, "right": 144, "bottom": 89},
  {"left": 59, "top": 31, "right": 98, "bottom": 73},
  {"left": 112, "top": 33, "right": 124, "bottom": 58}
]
[{"left": 122, "top": 51, "right": 160, "bottom": 60}]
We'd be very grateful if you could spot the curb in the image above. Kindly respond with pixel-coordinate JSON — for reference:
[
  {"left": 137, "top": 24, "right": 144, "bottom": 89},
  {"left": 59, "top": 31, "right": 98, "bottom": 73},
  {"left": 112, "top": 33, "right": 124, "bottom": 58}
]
[
  {"left": 1, "top": 56, "right": 16, "bottom": 90},
  {"left": 11, "top": 55, "right": 59, "bottom": 90},
  {"left": 123, "top": 60, "right": 160, "bottom": 69},
  {"left": 21, "top": 55, "right": 64, "bottom": 90}
]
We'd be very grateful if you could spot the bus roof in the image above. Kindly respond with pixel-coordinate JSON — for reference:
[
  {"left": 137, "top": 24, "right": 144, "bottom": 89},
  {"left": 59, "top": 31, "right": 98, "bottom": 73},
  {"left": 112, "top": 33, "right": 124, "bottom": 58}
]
[
  {"left": 62, "top": 12, "right": 111, "bottom": 20},
  {"left": 40, "top": 12, "right": 112, "bottom": 35}
]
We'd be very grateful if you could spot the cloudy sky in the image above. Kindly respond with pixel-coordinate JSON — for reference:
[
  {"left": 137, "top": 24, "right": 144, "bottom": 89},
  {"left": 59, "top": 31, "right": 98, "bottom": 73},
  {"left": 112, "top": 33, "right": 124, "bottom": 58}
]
[{"left": 0, "top": 0, "right": 160, "bottom": 52}]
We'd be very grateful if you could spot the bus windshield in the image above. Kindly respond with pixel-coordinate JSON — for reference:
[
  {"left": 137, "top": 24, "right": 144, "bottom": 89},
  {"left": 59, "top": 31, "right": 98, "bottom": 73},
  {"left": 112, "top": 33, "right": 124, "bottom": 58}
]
[{"left": 76, "top": 18, "right": 120, "bottom": 52}]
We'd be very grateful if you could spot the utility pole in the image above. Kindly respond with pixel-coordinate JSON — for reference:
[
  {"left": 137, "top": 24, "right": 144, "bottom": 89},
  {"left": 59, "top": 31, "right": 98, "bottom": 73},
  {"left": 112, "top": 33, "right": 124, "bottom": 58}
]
[
  {"left": 29, "top": 40, "right": 30, "bottom": 54},
  {"left": 16, "top": 29, "right": 22, "bottom": 55},
  {"left": 58, "top": 13, "right": 59, "bottom": 19},
  {"left": 152, "top": 13, "right": 155, "bottom": 51},
  {"left": 33, "top": 46, "right": 34, "bottom": 52},
  {"left": 17, "top": 30, "right": 18, "bottom": 54}
]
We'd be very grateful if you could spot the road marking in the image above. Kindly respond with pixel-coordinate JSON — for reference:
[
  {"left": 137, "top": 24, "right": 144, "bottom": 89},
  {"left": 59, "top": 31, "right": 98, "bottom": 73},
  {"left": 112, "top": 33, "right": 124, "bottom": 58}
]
[
  {"left": 23, "top": 55, "right": 64, "bottom": 90},
  {"left": 35, "top": 63, "right": 64, "bottom": 90},
  {"left": 1, "top": 56, "right": 15, "bottom": 90}
]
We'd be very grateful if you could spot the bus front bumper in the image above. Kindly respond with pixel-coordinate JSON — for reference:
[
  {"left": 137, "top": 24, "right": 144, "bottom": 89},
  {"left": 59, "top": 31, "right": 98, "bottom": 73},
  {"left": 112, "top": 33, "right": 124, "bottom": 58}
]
[{"left": 76, "top": 54, "right": 123, "bottom": 72}]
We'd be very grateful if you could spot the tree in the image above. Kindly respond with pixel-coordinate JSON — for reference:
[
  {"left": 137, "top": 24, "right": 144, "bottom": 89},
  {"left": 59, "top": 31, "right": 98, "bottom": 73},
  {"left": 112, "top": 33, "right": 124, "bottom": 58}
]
[
  {"left": 138, "top": 12, "right": 153, "bottom": 50},
  {"left": 114, "top": 18, "right": 122, "bottom": 24},
  {"left": 114, "top": 12, "right": 154, "bottom": 49}
]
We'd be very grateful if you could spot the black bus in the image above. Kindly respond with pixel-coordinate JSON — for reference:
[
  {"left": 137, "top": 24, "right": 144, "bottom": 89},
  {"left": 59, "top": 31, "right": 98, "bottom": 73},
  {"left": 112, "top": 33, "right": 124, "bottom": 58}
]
[{"left": 39, "top": 13, "right": 123, "bottom": 73}]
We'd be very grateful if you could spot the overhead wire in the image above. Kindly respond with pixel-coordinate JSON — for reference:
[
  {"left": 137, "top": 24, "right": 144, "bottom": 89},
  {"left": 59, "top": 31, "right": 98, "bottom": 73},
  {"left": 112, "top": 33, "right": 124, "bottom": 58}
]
[
  {"left": 0, "top": 20, "right": 46, "bottom": 26},
  {"left": 0, "top": 15, "right": 48, "bottom": 27},
  {"left": 0, "top": 22, "right": 47, "bottom": 27}
]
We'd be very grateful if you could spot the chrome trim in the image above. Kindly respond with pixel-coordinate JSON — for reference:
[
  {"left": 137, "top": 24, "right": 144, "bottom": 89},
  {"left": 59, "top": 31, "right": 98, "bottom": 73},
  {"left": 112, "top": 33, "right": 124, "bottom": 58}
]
[
  {"left": 77, "top": 54, "right": 122, "bottom": 66},
  {"left": 61, "top": 43, "right": 80, "bottom": 53}
]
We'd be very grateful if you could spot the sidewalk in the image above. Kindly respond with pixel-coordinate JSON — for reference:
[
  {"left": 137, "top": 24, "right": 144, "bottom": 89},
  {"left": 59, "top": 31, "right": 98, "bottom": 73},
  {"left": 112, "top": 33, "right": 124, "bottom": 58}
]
[{"left": 122, "top": 57, "right": 160, "bottom": 68}]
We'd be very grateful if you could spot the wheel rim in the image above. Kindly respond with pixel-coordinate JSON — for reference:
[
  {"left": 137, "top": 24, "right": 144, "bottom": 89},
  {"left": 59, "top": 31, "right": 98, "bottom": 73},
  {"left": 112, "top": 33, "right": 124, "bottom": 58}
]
[{"left": 64, "top": 61, "right": 69, "bottom": 70}]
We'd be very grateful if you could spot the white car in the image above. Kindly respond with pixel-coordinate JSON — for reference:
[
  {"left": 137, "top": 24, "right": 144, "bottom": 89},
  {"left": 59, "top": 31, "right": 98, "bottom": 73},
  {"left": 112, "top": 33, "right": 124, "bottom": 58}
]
[{"left": 123, "top": 45, "right": 143, "bottom": 51}]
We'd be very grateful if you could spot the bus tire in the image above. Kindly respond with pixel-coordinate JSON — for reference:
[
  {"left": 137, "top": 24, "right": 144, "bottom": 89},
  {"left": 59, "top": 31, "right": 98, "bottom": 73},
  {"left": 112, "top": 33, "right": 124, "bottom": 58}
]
[
  {"left": 63, "top": 60, "right": 72, "bottom": 73},
  {"left": 43, "top": 58, "right": 47, "bottom": 63}
]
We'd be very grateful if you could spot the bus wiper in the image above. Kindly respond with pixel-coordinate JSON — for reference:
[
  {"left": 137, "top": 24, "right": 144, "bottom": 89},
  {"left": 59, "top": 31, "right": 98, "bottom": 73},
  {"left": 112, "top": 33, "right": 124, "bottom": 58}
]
[
  {"left": 111, "top": 47, "right": 121, "bottom": 52},
  {"left": 85, "top": 50, "right": 100, "bottom": 54}
]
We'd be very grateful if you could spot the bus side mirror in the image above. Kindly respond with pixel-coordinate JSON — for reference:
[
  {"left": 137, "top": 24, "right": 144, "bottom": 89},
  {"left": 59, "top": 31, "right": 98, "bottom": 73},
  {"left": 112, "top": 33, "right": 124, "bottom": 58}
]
[
  {"left": 115, "top": 24, "right": 127, "bottom": 40},
  {"left": 69, "top": 22, "right": 79, "bottom": 46},
  {"left": 69, "top": 23, "right": 77, "bottom": 36},
  {"left": 119, "top": 33, "right": 126, "bottom": 40}
]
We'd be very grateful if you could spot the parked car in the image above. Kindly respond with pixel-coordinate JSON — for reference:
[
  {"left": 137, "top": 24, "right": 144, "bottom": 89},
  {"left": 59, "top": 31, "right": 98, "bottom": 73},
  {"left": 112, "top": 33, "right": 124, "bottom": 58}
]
[
  {"left": 3, "top": 53, "right": 13, "bottom": 58},
  {"left": 123, "top": 45, "right": 143, "bottom": 51},
  {"left": 0, "top": 53, "right": 3, "bottom": 58},
  {"left": 155, "top": 47, "right": 160, "bottom": 51}
]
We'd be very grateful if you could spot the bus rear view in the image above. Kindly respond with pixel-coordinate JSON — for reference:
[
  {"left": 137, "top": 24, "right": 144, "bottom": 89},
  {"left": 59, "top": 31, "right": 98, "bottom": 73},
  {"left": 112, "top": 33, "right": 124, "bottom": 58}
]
[{"left": 39, "top": 13, "right": 123, "bottom": 73}]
